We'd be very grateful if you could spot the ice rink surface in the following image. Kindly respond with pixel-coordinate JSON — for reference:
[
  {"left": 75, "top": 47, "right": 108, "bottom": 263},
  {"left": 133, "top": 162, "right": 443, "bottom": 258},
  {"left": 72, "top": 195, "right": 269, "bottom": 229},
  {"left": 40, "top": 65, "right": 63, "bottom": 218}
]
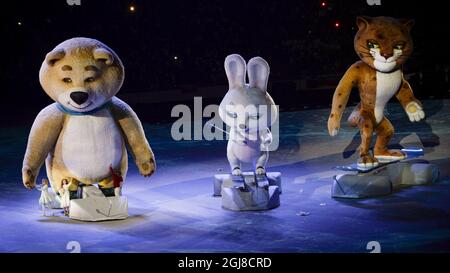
[{"left": 1, "top": 100, "right": 449, "bottom": 253}]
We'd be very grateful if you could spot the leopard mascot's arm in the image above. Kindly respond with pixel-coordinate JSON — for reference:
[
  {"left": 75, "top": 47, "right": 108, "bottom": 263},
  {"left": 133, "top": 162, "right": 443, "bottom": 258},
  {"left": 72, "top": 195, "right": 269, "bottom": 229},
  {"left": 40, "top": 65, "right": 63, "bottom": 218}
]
[
  {"left": 396, "top": 78, "right": 425, "bottom": 122},
  {"left": 111, "top": 97, "right": 156, "bottom": 177},
  {"left": 22, "top": 104, "right": 65, "bottom": 189},
  {"left": 328, "top": 62, "right": 360, "bottom": 136}
]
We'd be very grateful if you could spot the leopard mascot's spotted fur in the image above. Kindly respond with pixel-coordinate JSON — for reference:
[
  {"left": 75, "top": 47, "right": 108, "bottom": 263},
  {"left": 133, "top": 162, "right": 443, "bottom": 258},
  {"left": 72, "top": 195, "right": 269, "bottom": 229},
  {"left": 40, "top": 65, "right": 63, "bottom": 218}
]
[{"left": 327, "top": 16, "right": 425, "bottom": 168}]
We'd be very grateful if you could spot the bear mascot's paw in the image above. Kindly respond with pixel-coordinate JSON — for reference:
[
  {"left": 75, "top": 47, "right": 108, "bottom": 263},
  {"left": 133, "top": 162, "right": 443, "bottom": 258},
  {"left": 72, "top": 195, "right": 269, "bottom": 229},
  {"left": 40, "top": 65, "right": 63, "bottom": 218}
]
[
  {"left": 137, "top": 158, "right": 156, "bottom": 177},
  {"left": 22, "top": 167, "right": 36, "bottom": 189}
]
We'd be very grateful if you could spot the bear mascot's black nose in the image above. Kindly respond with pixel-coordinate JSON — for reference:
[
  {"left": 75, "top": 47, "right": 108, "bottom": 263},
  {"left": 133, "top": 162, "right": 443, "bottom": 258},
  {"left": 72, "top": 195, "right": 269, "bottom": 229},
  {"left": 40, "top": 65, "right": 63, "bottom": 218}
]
[{"left": 70, "top": 91, "right": 89, "bottom": 105}]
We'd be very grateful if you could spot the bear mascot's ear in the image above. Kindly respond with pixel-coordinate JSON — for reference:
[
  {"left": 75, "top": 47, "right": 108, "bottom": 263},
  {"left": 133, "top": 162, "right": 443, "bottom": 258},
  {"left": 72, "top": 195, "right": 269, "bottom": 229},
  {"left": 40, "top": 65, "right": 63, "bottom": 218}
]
[
  {"left": 45, "top": 49, "right": 66, "bottom": 66},
  {"left": 93, "top": 48, "right": 114, "bottom": 65}
]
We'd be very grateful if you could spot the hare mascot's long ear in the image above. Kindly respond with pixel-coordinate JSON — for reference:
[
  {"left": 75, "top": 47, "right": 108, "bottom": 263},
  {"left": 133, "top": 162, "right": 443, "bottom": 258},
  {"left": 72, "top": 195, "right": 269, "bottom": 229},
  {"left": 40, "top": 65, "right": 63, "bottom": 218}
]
[
  {"left": 225, "top": 54, "right": 246, "bottom": 89},
  {"left": 247, "top": 57, "right": 270, "bottom": 92}
]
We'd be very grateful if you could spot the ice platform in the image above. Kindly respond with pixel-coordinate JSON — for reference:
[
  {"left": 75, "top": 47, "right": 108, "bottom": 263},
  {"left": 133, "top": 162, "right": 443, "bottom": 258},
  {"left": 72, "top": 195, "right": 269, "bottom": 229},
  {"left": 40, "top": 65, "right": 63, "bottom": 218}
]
[
  {"left": 69, "top": 185, "right": 128, "bottom": 221},
  {"left": 214, "top": 172, "right": 281, "bottom": 211},
  {"left": 332, "top": 160, "right": 440, "bottom": 199}
]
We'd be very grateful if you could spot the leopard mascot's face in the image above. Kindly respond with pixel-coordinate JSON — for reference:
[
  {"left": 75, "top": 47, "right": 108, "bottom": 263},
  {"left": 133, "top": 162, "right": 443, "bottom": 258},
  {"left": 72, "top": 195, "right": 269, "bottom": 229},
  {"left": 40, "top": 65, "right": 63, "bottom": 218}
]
[{"left": 354, "top": 16, "right": 414, "bottom": 73}]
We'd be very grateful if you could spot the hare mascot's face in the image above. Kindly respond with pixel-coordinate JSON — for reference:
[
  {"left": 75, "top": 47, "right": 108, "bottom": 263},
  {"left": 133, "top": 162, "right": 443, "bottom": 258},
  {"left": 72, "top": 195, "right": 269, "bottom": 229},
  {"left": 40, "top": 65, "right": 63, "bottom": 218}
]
[{"left": 219, "top": 54, "right": 277, "bottom": 134}]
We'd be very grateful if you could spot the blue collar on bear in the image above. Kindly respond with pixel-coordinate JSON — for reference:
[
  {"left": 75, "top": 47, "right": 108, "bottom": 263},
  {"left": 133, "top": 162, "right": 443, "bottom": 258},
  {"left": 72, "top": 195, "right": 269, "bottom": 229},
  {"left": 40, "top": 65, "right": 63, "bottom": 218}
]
[{"left": 56, "top": 100, "right": 112, "bottom": 116}]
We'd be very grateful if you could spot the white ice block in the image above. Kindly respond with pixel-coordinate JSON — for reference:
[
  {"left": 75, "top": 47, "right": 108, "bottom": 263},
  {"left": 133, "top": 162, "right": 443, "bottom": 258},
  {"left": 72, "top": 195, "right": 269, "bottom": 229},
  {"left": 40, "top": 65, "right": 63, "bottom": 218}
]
[
  {"left": 69, "top": 196, "right": 128, "bottom": 221},
  {"left": 214, "top": 172, "right": 281, "bottom": 211},
  {"left": 214, "top": 172, "right": 281, "bottom": 196},
  {"left": 332, "top": 161, "right": 440, "bottom": 199},
  {"left": 331, "top": 174, "right": 392, "bottom": 199},
  {"left": 82, "top": 185, "right": 106, "bottom": 198},
  {"left": 387, "top": 162, "right": 440, "bottom": 187}
]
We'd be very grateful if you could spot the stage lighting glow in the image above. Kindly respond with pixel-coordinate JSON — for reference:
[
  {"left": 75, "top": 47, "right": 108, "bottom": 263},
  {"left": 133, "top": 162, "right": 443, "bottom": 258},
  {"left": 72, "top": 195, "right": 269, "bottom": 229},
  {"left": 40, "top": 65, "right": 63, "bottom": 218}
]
[
  {"left": 174, "top": 56, "right": 178, "bottom": 60},
  {"left": 321, "top": 1, "right": 327, "bottom": 7},
  {"left": 129, "top": 5, "right": 136, "bottom": 12}
]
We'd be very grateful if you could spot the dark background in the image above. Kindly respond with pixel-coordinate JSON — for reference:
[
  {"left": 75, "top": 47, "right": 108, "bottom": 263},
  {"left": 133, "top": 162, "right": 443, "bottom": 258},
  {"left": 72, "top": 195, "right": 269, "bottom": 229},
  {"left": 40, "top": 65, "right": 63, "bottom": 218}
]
[{"left": 1, "top": 0, "right": 448, "bottom": 125}]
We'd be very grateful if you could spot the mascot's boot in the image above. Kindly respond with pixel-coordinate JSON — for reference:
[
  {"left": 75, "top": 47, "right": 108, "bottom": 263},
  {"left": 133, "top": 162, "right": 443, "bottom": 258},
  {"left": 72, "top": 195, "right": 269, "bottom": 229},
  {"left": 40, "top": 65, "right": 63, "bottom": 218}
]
[
  {"left": 68, "top": 179, "right": 80, "bottom": 199},
  {"left": 69, "top": 191, "right": 78, "bottom": 200},
  {"left": 99, "top": 187, "right": 115, "bottom": 197},
  {"left": 98, "top": 178, "right": 115, "bottom": 197}
]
